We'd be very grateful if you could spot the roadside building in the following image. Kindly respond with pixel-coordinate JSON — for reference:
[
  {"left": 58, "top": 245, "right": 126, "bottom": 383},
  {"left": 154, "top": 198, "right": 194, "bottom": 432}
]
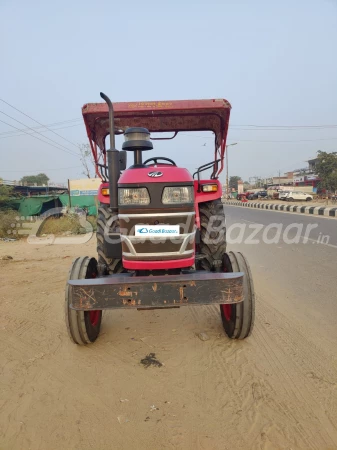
[
  {"left": 271, "top": 172, "right": 294, "bottom": 188},
  {"left": 266, "top": 158, "right": 320, "bottom": 193},
  {"left": 292, "top": 157, "right": 320, "bottom": 191}
]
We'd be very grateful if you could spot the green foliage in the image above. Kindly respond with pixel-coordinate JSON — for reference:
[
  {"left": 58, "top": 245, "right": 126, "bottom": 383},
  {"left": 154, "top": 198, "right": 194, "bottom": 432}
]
[
  {"left": 229, "top": 176, "right": 242, "bottom": 190},
  {"left": 38, "top": 214, "right": 97, "bottom": 236},
  {"left": 316, "top": 151, "right": 337, "bottom": 192},
  {"left": 20, "top": 173, "right": 50, "bottom": 186},
  {"left": 0, "top": 185, "right": 13, "bottom": 204},
  {"left": 0, "top": 210, "right": 20, "bottom": 238}
]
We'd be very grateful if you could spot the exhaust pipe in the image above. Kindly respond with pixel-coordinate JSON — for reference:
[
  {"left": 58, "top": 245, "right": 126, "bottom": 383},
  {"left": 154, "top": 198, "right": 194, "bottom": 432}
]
[{"left": 100, "top": 92, "right": 120, "bottom": 212}]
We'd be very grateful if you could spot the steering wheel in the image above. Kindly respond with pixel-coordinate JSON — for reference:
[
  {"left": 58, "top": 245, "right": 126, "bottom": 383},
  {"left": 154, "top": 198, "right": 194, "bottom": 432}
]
[{"left": 143, "top": 157, "right": 176, "bottom": 166}]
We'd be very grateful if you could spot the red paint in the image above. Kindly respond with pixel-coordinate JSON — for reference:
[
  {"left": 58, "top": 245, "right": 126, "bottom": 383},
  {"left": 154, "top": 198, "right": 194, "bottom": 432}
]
[
  {"left": 122, "top": 256, "right": 195, "bottom": 270},
  {"left": 222, "top": 304, "right": 232, "bottom": 321},
  {"left": 88, "top": 310, "right": 101, "bottom": 326},
  {"left": 119, "top": 166, "right": 193, "bottom": 184},
  {"left": 99, "top": 176, "right": 222, "bottom": 215},
  {"left": 83, "top": 99, "right": 231, "bottom": 117},
  {"left": 82, "top": 98, "right": 231, "bottom": 180},
  {"left": 87, "top": 270, "right": 101, "bottom": 326}
]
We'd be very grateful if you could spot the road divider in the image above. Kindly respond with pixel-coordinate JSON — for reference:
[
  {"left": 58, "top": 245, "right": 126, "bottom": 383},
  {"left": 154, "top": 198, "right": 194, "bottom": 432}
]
[{"left": 223, "top": 201, "right": 337, "bottom": 218}]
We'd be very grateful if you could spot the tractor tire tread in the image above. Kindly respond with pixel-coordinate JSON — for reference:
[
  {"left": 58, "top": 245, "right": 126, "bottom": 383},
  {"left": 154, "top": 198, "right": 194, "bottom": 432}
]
[{"left": 198, "top": 199, "right": 227, "bottom": 271}]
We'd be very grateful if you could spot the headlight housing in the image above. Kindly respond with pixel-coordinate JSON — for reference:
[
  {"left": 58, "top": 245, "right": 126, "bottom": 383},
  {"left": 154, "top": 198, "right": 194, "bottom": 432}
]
[
  {"left": 119, "top": 188, "right": 150, "bottom": 205},
  {"left": 162, "top": 186, "right": 194, "bottom": 204}
]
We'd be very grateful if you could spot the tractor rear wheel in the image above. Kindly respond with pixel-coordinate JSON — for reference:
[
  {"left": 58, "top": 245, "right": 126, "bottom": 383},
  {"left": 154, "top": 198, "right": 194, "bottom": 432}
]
[
  {"left": 97, "top": 204, "right": 123, "bottom": 275},
  {"left": 197, "top": 199, "right": 227, "bottom": 271},
  {"left": 65, "top": 256, "right": 102, "bottom": 345},
  {"left": 220, "top": 252, "right": 255, "bottom": 339}
]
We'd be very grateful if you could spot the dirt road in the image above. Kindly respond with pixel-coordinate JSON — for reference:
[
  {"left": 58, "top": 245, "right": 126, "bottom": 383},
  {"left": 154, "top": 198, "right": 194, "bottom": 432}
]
[{"left": 1, "top": 220, "right": 337, "bottom": 449}]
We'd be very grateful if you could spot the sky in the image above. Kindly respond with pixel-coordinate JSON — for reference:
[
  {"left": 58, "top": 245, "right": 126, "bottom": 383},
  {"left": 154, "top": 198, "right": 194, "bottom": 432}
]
[{"left": 1, "top": 0, "right": 337, "bottom": 185}]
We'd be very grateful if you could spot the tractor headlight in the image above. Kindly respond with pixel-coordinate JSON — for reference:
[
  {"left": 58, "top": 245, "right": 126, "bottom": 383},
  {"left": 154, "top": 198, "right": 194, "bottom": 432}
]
[
  {"left": 118, "top": 188, "right": 150, "bottom": 205},
  {"left": 162, "top": 186, "right": 194, "bottom": 204}
]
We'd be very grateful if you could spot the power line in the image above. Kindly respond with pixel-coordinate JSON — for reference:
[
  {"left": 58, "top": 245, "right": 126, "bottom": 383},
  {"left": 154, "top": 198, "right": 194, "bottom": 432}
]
[
  {"left": 0, "top": 165, "right": 82, "bottom": 173},
  {"left": 0, "top": 98, "right": 81, "bottom": 150},
  {"left": 181, "top": 133, "right": 337, "bottom": 143},
  {"left": 231, "top": 124, "right": 337, "bottom": 128},
  {"left": 0, "top": 118, "right": 79, "bottom": 157},
  {"left": 0, "top": 122, "right": 82, "bottom": 140},
  {"left": 0, "top": 118, "right": 82, "bottom": 137},
  {"left": 0, "top": 111, "right": 79, "bottom": 156},
  {"left": 230, "top": 127, "right": 337, "bottom": 131},
  {"left": 232, "top": 137, "right": 337, "bottom": 143}
]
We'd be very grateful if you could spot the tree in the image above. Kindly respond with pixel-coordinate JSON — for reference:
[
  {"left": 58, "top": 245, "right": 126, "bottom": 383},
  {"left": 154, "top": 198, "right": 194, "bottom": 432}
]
[
  {"left": 20, "top": 173, "right": 50, "bottom": 186},
  {"left": 0, "top": 184, "right": 13, "bottom": 205},
  {"left": 315, "top": 151, "right": 337, "bottom": 192},
  {"left": 79, "top": 143, "right": 96, "bottom": 178},
  {"left": 229, "top": 176, "right": 242, "bottom": 191}
]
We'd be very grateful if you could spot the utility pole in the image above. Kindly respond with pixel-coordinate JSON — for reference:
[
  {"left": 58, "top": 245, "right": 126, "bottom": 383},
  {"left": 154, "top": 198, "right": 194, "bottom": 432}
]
[
  {"left": 226, "top": 143, "right": 237, "bottom": 198},
  {"left": 278, "top": 170, "right": 281, "bottom": 188}
]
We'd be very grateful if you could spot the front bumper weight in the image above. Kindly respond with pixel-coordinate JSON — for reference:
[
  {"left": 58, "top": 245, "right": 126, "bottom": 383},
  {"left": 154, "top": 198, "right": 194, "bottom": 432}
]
[{"left": 68, "top": 271, "right": 244, "bottom": 310}]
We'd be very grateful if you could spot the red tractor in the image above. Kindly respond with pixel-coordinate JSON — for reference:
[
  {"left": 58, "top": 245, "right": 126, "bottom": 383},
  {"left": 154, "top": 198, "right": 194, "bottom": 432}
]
[{"left": 65, "top": 94, "right": 255, "bottom": 345}]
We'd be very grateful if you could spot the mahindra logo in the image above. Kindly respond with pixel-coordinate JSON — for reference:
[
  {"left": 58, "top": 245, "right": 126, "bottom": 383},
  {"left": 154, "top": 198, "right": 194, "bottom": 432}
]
[{"left": 148, "top": 171, "right": 163, "bottom": 178}]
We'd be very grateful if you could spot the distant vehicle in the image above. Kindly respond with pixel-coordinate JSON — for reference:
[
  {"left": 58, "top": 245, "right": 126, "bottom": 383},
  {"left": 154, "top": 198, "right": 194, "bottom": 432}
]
[
  {"left": 237, "top": 192, "right": 249, "bottom": 200},
  {"left": 248, "top": 190, "right": 268, "bottom": 200},
  {"left": 256, "top": 190, "right": 268, "bottom": 198},
  {"left": 279, "top": 191, "right": 291, "bottom": 200},
  {"left": 286, "top": 191, "right": 313, "bottom": 202},
  {"left": 268, "top": 191, "right": 279, "bottom": 199}
]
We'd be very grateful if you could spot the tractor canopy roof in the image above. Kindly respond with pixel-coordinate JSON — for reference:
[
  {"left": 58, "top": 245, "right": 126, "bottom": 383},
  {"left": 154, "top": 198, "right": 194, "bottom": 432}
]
[{"left": 82, "top": 99, "right": 231, "bottom": 152}]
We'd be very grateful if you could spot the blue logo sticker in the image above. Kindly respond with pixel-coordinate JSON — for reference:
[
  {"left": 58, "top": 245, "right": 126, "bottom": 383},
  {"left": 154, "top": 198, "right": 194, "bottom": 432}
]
[{"left": 138, "top": 227, "right": 149, "bottom": 234}]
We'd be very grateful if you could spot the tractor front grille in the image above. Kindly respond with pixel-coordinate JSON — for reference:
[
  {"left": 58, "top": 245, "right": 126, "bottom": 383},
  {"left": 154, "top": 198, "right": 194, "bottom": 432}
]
[{"left": 119, "top": 210, "right": 195, "bottom": 261}]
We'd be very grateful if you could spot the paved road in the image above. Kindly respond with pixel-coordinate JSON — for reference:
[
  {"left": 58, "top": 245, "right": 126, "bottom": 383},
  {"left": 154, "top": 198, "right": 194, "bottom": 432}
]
[
  {"left": 225, "top": 205, "right": 337, "bottom": 341},
  {"left": 225, "top": 204, "right": 337, "bottom": 247}
]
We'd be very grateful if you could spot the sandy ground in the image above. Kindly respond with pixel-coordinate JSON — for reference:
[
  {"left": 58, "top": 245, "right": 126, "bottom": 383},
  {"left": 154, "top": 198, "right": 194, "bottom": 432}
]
[{"left": 1, "top": 228, "right": 337, "bottom": 450}]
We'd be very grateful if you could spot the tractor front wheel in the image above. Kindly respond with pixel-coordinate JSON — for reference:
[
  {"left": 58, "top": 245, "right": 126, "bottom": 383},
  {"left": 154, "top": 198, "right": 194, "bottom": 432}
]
[
  {"left": 220, "top": 251, "right": 255, "bottom": 339},
  {"left": 197, "top": 199, "right": 227, "bottom": 271},
  {"left": 97, "top": 204, "right": 124, "bottom": 275},
  {"left": 65, "top": 256, "right": 102, "bottom": 345}
]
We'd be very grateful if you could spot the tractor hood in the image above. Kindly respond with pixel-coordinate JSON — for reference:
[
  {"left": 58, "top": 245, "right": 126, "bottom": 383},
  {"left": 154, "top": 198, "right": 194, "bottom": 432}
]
[{"left": 119, "top": 166, "right": 193, "bottom": 184}]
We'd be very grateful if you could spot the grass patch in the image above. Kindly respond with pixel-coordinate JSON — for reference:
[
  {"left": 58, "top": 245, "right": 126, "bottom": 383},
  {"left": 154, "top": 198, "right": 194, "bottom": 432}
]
[
  {"left": 0, "top": 210, "right": 97, "bottom": 239},
  {"left": 87, "top": 216, "right": 97, "bottom": 231},
  {"left": 38, "top": 214, "right": 97, "bottom": 236},
  {"left": 0, "top": 209, "right": 23, "bottom": 239}
]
